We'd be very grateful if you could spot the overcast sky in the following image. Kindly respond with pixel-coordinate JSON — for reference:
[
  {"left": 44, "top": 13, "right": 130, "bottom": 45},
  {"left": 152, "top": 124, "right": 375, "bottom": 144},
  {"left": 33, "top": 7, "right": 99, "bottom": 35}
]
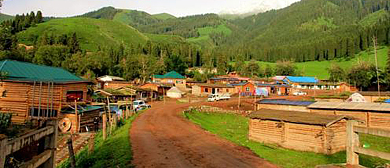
[{"left": 1, "top": 0, "right": 300, "bottom": 17}]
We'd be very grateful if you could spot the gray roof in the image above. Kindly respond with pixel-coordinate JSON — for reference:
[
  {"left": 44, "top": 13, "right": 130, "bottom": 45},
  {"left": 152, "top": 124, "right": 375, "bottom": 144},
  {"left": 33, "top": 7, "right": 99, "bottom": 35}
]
[
  {"left": 249, "top": 109, "right": 348, "bottom": 126},
  {"left": 308, "top": 102, "right": 390, "bottom": 112}
]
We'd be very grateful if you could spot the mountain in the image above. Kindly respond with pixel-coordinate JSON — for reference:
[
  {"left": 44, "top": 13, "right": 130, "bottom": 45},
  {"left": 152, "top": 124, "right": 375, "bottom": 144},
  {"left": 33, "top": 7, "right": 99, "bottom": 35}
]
[
  {"left": 80, "top": 7, "right": 233, "bottom": 48},
  {"left": 17, "top": 17, "right": 149, "bottom": 51},
  {"left": 0, "top": 13, "right": 14, "bottom": 23},
  {"left": 80, "top": 7, "right": 169, "bottom": 29},
  {"left": 221, "top": 0, "right": 390, "bottom": 63}
]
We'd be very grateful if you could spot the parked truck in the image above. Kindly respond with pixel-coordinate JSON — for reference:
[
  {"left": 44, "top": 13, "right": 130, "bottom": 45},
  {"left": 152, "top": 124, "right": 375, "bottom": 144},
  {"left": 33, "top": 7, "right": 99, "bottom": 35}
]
[{"left": 207, "top": 93, "right": 231, "bottom": 102}]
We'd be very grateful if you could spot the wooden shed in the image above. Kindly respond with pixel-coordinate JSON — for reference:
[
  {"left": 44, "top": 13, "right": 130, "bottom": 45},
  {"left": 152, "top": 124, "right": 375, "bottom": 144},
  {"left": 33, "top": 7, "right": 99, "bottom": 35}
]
[
  {"left": 308, "top": 102, "right": 390, "bottom": 129},
  {"left": 249, "top": 110, "right": 349, "bottom": 154},
  {"left": 0, "top": 60, "right": 92, "bottom": 124}
]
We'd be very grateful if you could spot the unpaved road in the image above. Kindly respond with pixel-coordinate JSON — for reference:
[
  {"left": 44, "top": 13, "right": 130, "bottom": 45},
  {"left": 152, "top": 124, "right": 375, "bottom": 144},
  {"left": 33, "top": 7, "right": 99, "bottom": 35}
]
[{"left": 130, "top": 100, "right": 278, "bottom": 168}]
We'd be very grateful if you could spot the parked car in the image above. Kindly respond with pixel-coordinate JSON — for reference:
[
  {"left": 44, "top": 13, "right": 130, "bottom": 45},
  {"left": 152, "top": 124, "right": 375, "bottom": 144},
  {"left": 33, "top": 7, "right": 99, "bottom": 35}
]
[
  {"left": 292, "top": 91, "right": 307, "bottom": 96},
  {"left": 133, "top": 100, "right": 151, "bottom": 111},
  {"left": 207, "top": 93, "right": 231, "bottom": 102}
]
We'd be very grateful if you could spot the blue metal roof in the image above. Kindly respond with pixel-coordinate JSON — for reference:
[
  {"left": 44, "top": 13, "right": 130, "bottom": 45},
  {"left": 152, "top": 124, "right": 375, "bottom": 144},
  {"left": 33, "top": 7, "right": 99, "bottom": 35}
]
[
  {"left": 285, "top": 76, "right": 318, "bottom": 83},
  {"left": 256, "top": 99, "right": 315, "bottom": 106},
  {"left": 385, "top": 99, "right": 390, "bottom": 103}
]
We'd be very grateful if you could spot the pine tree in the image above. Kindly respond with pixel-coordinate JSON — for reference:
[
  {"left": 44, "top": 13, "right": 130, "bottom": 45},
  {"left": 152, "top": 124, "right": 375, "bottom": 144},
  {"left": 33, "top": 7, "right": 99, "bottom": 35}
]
[{"left": 36, "top": 11, "right": 43, "bottom": 23}]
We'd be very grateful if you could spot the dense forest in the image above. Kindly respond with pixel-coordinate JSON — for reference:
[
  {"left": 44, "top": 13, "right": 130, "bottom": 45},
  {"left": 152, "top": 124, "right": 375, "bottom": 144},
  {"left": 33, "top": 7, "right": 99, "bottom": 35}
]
[{"left": 1, "top": 0, "right": 390, "bottom": 90}]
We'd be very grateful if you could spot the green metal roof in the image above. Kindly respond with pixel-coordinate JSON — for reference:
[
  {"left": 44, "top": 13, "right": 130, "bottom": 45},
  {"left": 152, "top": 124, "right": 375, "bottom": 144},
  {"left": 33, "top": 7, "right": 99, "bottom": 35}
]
[
  {"left": 153, "top": 71, "right": 185, "bottom": 79},
  {"left": 0, "top": 60, "right": 88, "bottom": 83},
  {"left": 61, "top": 105, "right": 103, "bottom": 114}
]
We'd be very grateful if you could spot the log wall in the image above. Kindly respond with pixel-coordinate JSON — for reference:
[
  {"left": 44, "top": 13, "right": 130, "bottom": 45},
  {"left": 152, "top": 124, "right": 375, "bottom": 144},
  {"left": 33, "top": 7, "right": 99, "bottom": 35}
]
[
  {"left": 0, "top": 81, "right": 88, "bottom": 124},
  {"left": 249, "top": 119, "right": 347, "bottom": 154}
]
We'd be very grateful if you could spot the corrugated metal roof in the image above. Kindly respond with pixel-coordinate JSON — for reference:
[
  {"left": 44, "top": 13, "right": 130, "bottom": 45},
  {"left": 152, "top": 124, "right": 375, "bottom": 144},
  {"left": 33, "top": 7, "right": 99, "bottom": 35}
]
[
  {"left": 249, "top": 109, "right": 348, "bottom": 126},
  {"left": 285, "top": 76, "right": 318, "bottom": 83},
  {"left": 0, "top": 60, "right": 87, "bottom": 83},
  {"left": 256, "top": 84, "right": 291, "bottom": 88},
  {"left": 196, "top": 83, "right": 234, "bottom": 88},
  {"left": 256, "top": 99, "right": 315, "bottom": 106},
  {"left": 308, "top": 102, "right": 390, "bottom": 112},
  {"left": 153, "top": 71, "right": 185, "bottom": 79}
]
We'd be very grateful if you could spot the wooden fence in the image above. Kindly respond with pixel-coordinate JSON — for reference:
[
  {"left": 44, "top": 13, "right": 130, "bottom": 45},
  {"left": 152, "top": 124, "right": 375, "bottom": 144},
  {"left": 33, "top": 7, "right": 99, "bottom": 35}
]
[
  {"left": 347, "top": 120, "right": 390, "bottom": 166},
  {"left": 0, "top": 120, "right": 58, "bottom": 168}
]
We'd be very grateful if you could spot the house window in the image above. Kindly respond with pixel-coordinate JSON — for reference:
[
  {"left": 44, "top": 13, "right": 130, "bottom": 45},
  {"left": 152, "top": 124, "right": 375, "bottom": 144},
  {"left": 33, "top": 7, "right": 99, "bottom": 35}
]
[
  {"left": 205, "top": 88, "right": 209, "bottom": 92},
  {"left": 66, "top": 91, "right": 83, "bottom": 102},
  {"left": 246, "top": 87, "right": 250, "bottom": 92}
]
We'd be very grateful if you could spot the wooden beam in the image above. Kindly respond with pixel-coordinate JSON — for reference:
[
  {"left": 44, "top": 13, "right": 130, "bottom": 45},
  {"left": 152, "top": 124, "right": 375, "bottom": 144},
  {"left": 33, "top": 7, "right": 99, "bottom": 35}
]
[
  {"left": 346, "top": 120, "right": 359, "bottom": 165},
  {"left": 355, "top": 147, "right": 390, "bottom": 161},
  {"left": 6, "top": 126, "right": 54, "bottom": 156},
  {"left": 20, "top": 150, "right": 51, "bottom": 168},
  {"left": 354, "top": 126, "right": 390, "bottom": 138}
]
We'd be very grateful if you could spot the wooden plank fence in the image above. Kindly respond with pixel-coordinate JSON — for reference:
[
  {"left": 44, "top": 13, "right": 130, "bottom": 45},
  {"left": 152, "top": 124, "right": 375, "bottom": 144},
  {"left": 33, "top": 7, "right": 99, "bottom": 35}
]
[
  {"left": 347, "top": 120, "right": 390, "bottom": 166},
  {"left": 0, "top": 120, "right": 58, "bottom": 168}
]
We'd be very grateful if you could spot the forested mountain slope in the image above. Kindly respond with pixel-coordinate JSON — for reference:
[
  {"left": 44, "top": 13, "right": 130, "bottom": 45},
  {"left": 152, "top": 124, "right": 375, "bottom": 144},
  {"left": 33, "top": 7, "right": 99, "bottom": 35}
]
[{"left": 223, "top": 0, "right": 390, "bottom": 62}]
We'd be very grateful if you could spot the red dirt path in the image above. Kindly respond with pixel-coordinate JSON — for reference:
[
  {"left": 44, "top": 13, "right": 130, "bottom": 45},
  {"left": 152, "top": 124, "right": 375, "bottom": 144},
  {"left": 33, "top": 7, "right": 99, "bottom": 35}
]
[{"left": 130, "top": 100, "right": 278, "bottom": 168}]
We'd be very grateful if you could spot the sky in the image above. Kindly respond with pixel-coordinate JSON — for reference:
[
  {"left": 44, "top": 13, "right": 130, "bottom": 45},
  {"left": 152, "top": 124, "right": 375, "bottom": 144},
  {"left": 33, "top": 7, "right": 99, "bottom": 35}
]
[{"left": 1, "top": 0, "right": 300, "bottom": 17}]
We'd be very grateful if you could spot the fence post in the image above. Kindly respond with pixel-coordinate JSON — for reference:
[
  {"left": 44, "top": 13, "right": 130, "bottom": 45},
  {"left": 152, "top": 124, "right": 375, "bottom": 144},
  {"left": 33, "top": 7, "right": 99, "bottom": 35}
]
[
  {"left": 67, "top": 138, "right": 76, "bottom": 168},
  {"left": 346, "top": 120, "right": 359, "bottom": 166},
  {"left": 102, "top": 113, "right": 107, "bottom": 140},
  {"left": 43, "top": 120, "right": 58, "bottom": 168},
  {"left": 0, "top": 134, "right": 7, "bottom": 168}
]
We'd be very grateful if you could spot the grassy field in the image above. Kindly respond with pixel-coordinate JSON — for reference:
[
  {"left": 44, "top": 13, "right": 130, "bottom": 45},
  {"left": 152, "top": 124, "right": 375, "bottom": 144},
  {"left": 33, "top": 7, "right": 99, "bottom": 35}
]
[
  {"left": 58, "top": 112, "right": 141, "bottom": 168},
  {"left": 184, "top": 111, "right": 390, "bottom": 168},
  {"left": 0, "top": 13, "right": 14, "bottom": 23},
  {"left": 17, "top": 17, "right": 148, "bottom": 52},
  {"left": 152, "top": 13, "right": 176, "bottom": 20},
  {"left": 240, "top": 46, "right": 388, "bottom": 80}
]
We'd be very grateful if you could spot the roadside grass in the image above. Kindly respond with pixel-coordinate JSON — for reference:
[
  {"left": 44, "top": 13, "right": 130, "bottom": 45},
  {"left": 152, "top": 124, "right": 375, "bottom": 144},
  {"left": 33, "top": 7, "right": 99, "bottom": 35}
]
[
  {"left": 58, "top": 112, "right": 141, "bottom": 168},
  {"left": 183, "top": 111, "right": 390, "bottom": 168}
]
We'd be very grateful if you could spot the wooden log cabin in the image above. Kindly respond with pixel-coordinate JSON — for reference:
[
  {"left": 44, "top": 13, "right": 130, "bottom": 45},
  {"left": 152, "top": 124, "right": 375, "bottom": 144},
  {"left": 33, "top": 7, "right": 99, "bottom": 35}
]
[
  {"left": 249, "top": 110, "right": 349, "bottom": 154},
  {"left": 308, "top": 102, "right": 390, "bottom": 129},
  {"left": 0, "top": 60, "right": 94, "bottom": 126}
]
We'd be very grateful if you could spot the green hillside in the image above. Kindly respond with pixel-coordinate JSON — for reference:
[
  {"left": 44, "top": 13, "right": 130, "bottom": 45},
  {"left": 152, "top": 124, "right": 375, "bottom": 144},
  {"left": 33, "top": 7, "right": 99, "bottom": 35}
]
[
  {"left": 152, "top": 13, "right": 176, "bottom": 20},
  {"left": 113, "top": 9, "right": 161, "bottom": 27},
  {"left": 0, "top": 13, "right": 14, "bottom": 23},
  {"left": 241, "top": 46, "right": 388, "bottom": 80},
  {"left": 17, "top": 17, "right": 149, "bottom": 51}
]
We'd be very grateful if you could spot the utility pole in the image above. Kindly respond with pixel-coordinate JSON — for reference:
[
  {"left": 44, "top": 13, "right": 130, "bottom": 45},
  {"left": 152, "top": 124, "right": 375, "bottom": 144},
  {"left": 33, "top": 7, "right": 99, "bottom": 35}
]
[{"left": 373, "top": 36, "right": 381, "bottom": 98}]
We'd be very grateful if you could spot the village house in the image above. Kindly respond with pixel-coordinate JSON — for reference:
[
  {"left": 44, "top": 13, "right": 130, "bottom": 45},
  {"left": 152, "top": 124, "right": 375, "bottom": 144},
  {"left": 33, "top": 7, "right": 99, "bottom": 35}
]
[
  {"left": 96, "top": 86, "right": 157, "bottom": 102},
  {"left": 97, "top": 75, "right": 133, "bottom": 90},
  {"left": 192, "top": 84, "right": 235, "bottom": 96},
  {"left": 249, "top": 110, "right": 349, "bottom": 154},
  {"left": 0, "top": 60, "right": 102, "bottom": 132},
  {"left": 140, "top": 83, "right": 172, "bottom": 96},
  {"left": 284, "top": 76, "right": 319, "bottom": 90},
  {"left": 231, "top": 82, "right": 256, "bottom": 96},
  {"left": 152, "top": 71, "right": 186, "bottom": 88},
  {"left": 256, "top": 83, "right": 291, "bottom": 96}
]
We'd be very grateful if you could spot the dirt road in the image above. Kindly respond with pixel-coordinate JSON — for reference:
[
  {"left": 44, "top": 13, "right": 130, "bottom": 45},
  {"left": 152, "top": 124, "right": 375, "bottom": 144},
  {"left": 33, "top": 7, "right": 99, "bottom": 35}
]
[{"left": 130, "top": 101, "right": 278, "bottom": 168}]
